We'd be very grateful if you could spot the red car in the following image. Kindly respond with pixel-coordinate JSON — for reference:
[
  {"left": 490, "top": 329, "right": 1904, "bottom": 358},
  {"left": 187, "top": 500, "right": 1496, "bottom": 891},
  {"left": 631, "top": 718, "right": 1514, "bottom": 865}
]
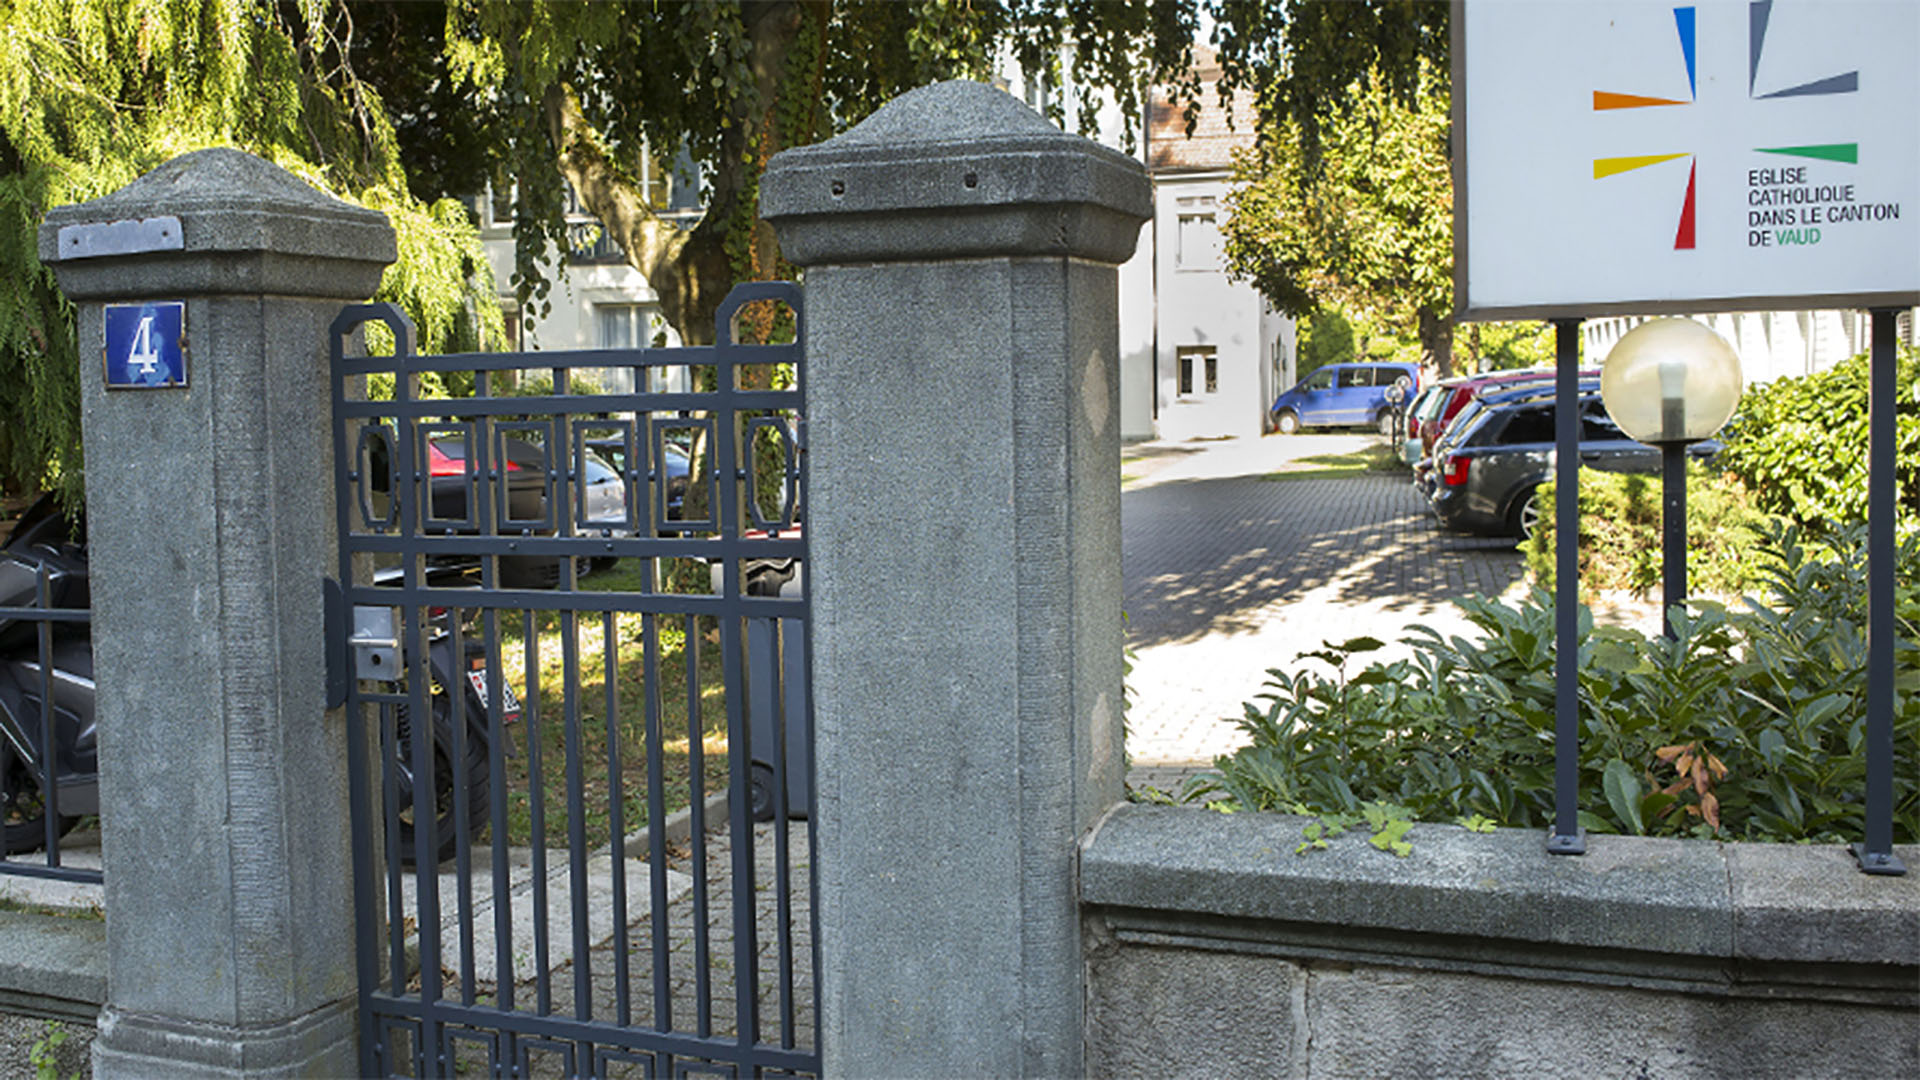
[{"left": 1417, "top": 368, "right": 1600, "bottom": 459}]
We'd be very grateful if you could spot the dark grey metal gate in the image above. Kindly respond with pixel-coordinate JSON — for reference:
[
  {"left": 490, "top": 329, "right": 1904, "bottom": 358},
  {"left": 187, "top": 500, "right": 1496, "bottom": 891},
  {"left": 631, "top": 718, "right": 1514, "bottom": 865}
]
[{"left": 329, "top": 282, "right": 815, "bottom": 1078}]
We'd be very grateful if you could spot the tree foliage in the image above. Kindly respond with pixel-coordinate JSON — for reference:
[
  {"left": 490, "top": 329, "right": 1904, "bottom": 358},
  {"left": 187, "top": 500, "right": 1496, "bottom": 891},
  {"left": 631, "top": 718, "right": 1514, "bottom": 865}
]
[
  {"left": 406, "top": 0, "right": 1203, "bottom": 346},
  {"left": 0, "top": 0, "right": 501, "bottom": 506},
  {"left": 3, "top": 0, "right": 1458, "bottom": 503},
  {"left": 1715, "top": 346, "right": 1920, "bottom": 535},
  {"left": 1220, "top": 68, "right": 1456, "bottom": 373},
  {"left": 1209, "top": 0, "right": 1448, "bottom": 170}
]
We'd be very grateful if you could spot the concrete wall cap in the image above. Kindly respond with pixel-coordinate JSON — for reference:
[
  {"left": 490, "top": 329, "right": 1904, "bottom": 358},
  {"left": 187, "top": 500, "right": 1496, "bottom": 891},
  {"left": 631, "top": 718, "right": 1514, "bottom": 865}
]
[
  {"left": 1081, "top": 804, "right": 1920, "bottom": 969},
  {"left": 762, "top": 79, "right": 1150, "bottom": 266},
  {"left": 37, "top": 147, "right": 395, "bottom": 299}
]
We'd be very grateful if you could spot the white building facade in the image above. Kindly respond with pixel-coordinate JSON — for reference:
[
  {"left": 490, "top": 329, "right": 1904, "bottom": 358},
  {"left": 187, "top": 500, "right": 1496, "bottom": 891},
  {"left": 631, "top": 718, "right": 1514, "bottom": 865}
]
[
  {"left": 1140, "top": 49, "right": 1294, "bottom": 442},
  {"left": 1586, "top": 308, "right": 1917, "bottom": 386}
]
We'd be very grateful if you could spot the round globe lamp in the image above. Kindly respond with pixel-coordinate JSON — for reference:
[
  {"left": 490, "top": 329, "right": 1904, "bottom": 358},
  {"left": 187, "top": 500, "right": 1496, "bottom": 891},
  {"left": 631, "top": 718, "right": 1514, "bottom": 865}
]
[{"left": 1599, "top": 318, "right": 1743, "bottom": 635}]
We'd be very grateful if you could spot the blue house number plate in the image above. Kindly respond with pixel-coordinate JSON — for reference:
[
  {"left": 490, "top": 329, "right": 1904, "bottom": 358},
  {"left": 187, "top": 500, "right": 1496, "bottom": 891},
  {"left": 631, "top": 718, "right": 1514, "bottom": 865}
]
[{"left": 103, "top": 301, "right": 187, "bottom": 389}]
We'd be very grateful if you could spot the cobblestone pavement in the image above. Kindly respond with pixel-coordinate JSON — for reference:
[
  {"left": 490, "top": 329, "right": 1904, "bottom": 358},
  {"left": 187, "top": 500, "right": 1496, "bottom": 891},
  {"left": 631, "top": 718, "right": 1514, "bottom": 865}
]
[
  {"left": 402, "top": 816, "right": 816, "bottom": 1078},
  {"left": 1121, "top": 434, "right": 1532, "bottom": 795}
]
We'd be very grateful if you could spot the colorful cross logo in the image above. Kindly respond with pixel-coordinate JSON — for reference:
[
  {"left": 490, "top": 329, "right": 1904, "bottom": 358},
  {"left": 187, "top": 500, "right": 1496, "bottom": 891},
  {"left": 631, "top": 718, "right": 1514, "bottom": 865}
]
[{"left": 1592, "top": 1, "right": 1859, "bottom": 250}]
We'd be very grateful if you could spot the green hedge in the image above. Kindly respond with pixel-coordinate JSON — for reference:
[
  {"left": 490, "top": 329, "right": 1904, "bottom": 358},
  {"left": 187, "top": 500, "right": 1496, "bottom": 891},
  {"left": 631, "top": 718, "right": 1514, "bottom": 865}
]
[
  {"left": 1715, "top": 346, "right": 1919, "bottom": 533},
  {"left": 1198, "top": 521, "right": 1918, "bottom": 844},
  {"left": 1522, "top": 466, "right": 1773, "bottom": 598}
]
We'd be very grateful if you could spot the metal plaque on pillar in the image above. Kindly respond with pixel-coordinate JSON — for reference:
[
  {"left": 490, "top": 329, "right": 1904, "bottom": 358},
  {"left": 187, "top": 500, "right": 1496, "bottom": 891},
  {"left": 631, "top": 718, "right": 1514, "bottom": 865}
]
[{"left": 103, "top": 301, "right": 187, "bottom": 389}]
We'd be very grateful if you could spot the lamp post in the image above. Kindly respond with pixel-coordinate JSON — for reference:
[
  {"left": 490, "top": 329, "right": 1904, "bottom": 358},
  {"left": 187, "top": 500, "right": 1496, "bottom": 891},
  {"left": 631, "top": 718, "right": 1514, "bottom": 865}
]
[{"left": 1599, "top": 319, "right": 1743, "bottom": 637}]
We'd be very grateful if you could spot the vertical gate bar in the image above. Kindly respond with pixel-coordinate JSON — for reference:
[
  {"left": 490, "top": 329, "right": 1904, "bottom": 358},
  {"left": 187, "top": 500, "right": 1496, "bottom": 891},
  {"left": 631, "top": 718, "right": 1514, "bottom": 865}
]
[
  {"left": 643, "top": 608, "right": 672, "bottom": 1032},
  {"left": 449, "top": 608, "right": 477, "bottom": 1005},
  {"left": 406, "top": 603, "right": 445, "bottom": 1016},
  {"left": 382, "top": 702, "right": 406, "bottom": 996},
  {"left": 561, "top": 606, "right": 594, "bottom": 1020},
  {"left": 771, "top": 617, "right": 795, "bottom": 1050},
  {"left": 486, "top": 606, "right": 517, "bottom": 1005},
  {"left": 604, "top": 609, "right": 632, "bottom": 1026},
  {"left": 552, "top": 368, "right": 598, "bottom": 1067},
  {"left": 687, "top": 612, "right": 712, "bottom": 1039},
  {"left": 406, "top": 598, "right": 447, "bottom": 1068},
  {"left": 392, "top": 363, "right": 431, "bottom": 1038},
  {"left": 1853, "top": 308, "right": 1908, "bottom": 876},
  {"left": 33, "top": 568, "right": 59, "bottom": 861},
  {"left": 337, "top": 381, "right": 384, "bottom": 1077},
  {"left": 527, "top": 611, "right": 553, "bottom": 1017},
  {"left": 345, "top": 693, "right": 377, "bottom": 1075},
  {"left": 716, "top": 347, "right": 763, "bottom": 1051},
  {"left": 1547, "top": 317, "right": 1586, "bottom": 855}
]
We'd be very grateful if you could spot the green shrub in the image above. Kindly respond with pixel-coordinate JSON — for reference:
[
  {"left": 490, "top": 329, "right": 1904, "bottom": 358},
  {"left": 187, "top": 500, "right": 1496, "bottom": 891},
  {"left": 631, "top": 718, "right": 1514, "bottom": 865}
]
[
  {"left": 1522, "top": 466, "right": 1773, "bottom": 597},
  {"left": 1198, "top": 521, "right": 1918, "bottom": 844},
  {"left": 1715, "top": 346, "right": 1920, "bottom": 534}
]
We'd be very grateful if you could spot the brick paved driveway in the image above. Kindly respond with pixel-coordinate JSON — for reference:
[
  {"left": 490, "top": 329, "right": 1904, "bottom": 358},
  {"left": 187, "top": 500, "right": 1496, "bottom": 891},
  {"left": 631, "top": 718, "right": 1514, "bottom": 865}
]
[{"left": 1120, "top": 434, "right": 1529, "bottom": 789}]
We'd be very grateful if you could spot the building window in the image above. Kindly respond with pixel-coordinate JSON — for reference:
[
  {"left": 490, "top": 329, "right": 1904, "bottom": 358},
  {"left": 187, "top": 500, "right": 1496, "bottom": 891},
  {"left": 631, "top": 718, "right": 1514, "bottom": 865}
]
[
  {"left": 489, "top": 180, "right": 514, "bottom": 227},
  {"left": 1177, "top": 345, "right": 1217, "bottom": 396},
  {"left": 597, "top": 304, "right": 681, "bottom": 391},
  {"left": 1176, "top": 196, "right": 1221, "bottom": 270},
  {"left": 597, "top": 304, "right": 657, "bottom": 349}
]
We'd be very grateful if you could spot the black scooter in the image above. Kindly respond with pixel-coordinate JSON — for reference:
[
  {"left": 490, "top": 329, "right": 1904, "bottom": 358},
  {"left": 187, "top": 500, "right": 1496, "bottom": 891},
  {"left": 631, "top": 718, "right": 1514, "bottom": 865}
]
[
  {"left": 0, "top": 497, "right": 513, "bottom": 864},
  {"left": 0, "top": 497, "right": 95, "bottom": 857}
]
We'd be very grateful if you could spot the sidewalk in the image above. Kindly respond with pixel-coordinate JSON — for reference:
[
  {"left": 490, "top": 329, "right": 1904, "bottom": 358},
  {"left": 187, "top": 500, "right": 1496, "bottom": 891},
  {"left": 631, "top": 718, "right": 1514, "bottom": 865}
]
[{"left": 1119, "top": 434, "right": 1534, "bottom": 796}]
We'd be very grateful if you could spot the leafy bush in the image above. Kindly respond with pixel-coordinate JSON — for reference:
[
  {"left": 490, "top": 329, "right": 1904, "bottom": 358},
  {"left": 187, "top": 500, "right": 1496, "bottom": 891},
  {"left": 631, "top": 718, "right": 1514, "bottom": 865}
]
[
  {"left": 1522, "top": 466, "right": 1773, "bottom": 598},
  {"left": 1715, "top": 346, "right": 1920, "bottom": 534},
  {"left": 1198, "top": 521, "right": 1918, "bottom": 844}
]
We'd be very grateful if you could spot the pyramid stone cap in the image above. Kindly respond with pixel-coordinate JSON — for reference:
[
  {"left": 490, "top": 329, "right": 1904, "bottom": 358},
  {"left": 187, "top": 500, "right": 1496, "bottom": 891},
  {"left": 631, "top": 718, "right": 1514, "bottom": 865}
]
[
  {"left": 762, "top": 80, "right": 1151, "bottom": 266},
  {"left": 39, "top": 148, "right": 396, "bottom": 301}
]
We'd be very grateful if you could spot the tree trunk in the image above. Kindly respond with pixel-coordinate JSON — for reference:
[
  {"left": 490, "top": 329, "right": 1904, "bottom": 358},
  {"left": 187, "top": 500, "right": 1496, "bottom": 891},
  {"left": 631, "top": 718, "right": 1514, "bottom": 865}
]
[
  {"left": 545, "top": 2, "right": 804, "bottom": 348},
  {"left": 1420, "top": 307, "right": 1455, "bottom": 378}
]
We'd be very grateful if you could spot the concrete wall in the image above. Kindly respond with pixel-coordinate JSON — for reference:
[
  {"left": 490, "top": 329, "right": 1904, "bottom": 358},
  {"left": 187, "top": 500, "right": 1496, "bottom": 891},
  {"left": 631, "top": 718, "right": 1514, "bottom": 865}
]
[
  {"left": 763, "top": 78, "right": 1149, "bottom": 1077},
  {"left": 1082, "top": 805, "right": 1919, "bottom": 1080}
]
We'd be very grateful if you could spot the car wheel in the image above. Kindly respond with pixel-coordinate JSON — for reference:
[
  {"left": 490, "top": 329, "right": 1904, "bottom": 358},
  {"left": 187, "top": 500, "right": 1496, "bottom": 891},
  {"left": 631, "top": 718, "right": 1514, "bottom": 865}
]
[
  {"left": 1274, "top": 410, "right": 1300, "bottom": 435},
  {"left": 1376, "top": 410, "right": 1396, "bottom": 437},
  {"left": 749, "top": 762, "right": 777, "bottom": 823},
  {"left": 1508, "top": 486, "right": 1542, "bottom": 541}
]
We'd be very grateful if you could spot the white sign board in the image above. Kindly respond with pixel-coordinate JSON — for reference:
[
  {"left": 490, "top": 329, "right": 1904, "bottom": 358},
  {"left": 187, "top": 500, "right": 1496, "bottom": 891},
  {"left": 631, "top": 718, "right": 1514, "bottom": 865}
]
[{"left": 1455, "top": 0, "right": 1920, "bottom": 320}]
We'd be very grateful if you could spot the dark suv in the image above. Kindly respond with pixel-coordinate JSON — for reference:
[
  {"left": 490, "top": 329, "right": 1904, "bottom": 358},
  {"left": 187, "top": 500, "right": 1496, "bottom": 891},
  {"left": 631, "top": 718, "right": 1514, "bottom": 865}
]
[{"left": 1429, "top": 390, "right": 1714, "bottom": 539}]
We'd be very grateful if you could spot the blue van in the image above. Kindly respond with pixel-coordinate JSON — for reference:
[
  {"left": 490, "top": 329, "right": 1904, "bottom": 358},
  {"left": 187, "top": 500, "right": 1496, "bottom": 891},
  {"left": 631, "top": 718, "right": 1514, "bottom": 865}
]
[{"left": 1270, "top": 361, "right": 1420, "bottom": 435}]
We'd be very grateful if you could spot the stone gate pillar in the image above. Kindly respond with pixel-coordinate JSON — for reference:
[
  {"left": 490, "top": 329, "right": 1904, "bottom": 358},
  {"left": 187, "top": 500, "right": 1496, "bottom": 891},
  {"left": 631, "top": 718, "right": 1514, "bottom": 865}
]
[
  {"left": 762, "top": 81, "right": 1150, "bottom": 1077},
  {"left": 39, "top": 148, "right": 393, "bottom": 1077}
]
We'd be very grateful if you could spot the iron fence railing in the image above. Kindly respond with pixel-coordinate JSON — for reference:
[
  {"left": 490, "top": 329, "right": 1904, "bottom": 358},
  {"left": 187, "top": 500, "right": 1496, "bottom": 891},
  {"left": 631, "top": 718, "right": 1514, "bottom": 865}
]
[
  {"left": 0, "top": 562, "right": 101, "bottom": 887},
  {"left": 331, "top": 280, "right": 816, "bottom": 1078}
]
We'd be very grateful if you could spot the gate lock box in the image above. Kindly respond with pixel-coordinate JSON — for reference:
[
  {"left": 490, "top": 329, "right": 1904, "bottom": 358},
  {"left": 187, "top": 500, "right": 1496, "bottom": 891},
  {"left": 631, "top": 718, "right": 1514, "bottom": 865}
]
[{"left": 350, "top": 605, "right": 401, "bottom": 682}]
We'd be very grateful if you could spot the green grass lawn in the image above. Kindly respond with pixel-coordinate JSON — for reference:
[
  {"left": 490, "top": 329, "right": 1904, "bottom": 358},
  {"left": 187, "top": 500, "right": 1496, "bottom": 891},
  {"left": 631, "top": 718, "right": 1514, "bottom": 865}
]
[
  {"left": 463, "top": 558, "right": 739, "bottom": 852},
  {"left": 1260, "top": 443, "right": 1404, "bottom": 482}
]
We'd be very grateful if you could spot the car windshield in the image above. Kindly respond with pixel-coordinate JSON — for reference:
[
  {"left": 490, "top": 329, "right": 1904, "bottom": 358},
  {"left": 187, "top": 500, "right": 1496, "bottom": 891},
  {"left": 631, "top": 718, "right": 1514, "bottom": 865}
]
[
  {"left": 1451, "top": 406, "right": 1499, "bottom": 448},
  {"left": 1413, "top": 387, "right": 1447, "bottom": 420},
  {"left": 1442, "top": 399, "right": 1487, "bottom": 443}
]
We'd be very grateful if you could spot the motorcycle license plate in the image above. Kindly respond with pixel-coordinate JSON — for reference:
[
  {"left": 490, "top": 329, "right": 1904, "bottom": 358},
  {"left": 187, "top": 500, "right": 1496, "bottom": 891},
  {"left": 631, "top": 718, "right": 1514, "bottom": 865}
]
[{"left": 467, "top": 670, "right": 522, "bottom": 719}]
